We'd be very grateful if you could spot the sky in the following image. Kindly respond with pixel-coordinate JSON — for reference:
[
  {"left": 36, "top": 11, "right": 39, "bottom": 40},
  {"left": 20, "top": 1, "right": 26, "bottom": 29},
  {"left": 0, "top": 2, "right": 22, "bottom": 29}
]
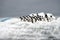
[{"left": 0, "top": 0, "right": 60, "bottom": 17}]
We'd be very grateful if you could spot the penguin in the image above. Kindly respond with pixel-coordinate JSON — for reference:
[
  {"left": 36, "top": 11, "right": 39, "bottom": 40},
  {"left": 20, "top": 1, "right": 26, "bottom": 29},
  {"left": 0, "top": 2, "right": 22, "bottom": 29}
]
[
  {"left": 24, "top": 16, "right": 30, "bottom": 22},
  {"left": 29, "top": 14, "right": 34, "bottom": 23},
  {"left": 32, "top": 13, "right": 38, "bottom": 23},
  {"left": 31, "top": 17, "right": 33, "bottom": 23},
  {"left": 26, "top": 15, "right": 31, "bottom": 22},
  {"left": 19, "top": 16, "right": 23, "bottom": 21},
  {"left": 23, "top": 16, "right": 27, "bottom": 21},
  {"left": 34, "top": 16, "right": 37, "bottom": 22},
  {"left": 45, "top": 14, "right": 49, "bottom": 21},
  {"left": 36, "top": 13, "right": 42, "bottom": 21},
  {"left": 38, "top": 12, "right": 45, "bottom": 21},
  {"left": 41, "top": 16, "right": 45, "bottom": 21},
  {"left": 39, "top": 16, "right": 42, "bottom": 21},
  {"left": 22, "top": 16, "right": 27, "bottom": 21},
  {"left": 45, "top": 14, "right": 47, "bottom": 18},
  {"left": 36, "top": 13, "right": 39, "bottom": 21},
  {"left": 32, "top": 16, "right": 37, "bottom": 22},
  {"left": 28, "top": 15, "right": 33, "bottom": 23},
  {"left": 25, "top": 15, "right": 31, "bottom": 22}
]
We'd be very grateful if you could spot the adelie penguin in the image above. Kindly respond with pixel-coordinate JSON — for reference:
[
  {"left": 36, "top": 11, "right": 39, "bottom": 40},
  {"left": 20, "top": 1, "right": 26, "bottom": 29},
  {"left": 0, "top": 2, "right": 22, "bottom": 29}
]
[
  {"left": 27, "top": 15, "right": 32, "bottom": 22},
  {"left": 45, "top": 14, "right": 49, "bottom": 21},
  {"left": 39, "top": 16, "right": 42, "bottom": 21},
  {"left": 22, "top": 16, "right": 27, "bottom": 21},
  {"left": 32, "top": 14, "right": 38, "bottom": 23},
  {"left": 32, "top": 13, "right": 38, "bottom": 22},
  {"left": 28, "top": 15, "right": 33, "bottom": 23},
  {"left": 36, "top": 13, "right": 41, "bottom": 21},
  {"left": 24, "top": 16, "right": 30, "bottom": 22},
  {"left": 34, "top": 16, "right": 37, "bottom": 22},
  {"left": 25, "top": 16, "right": 30, "bottom": 22},
  {"left": 19, "top": 16, "right": 23, "bottom": 21}
]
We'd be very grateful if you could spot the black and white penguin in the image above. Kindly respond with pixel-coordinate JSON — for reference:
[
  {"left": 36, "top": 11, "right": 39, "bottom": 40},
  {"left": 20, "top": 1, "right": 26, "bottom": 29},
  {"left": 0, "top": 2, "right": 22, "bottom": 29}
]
[
  {"left": 33, "top": 13, "right": 39, "bottom": 22},
  {"left": 22, "top": 16, "right": 27, "bottom": 21},
  {"left": 34, "top": 16, "right": 37, "bottom": 22},
  {"left": 38, "top": 12, "right": 45, "bottom": 21},
  {"left": 39, "top": 16, "right": 42, "bottom": 21},
  {"left": 28, "top": 15, "right": 34, "bottom": 23},
  {"left": 29, "top": 14, "right": 35, "bottom": 23},
  {"left": 45, "top": 14, "right": 49, "bottom": 21},
  {"left": 36, "top": 13, "right": 40, "bottom": 21},
  {"left": 25, "top": 15, "right": 31, "bottom": 22},
  {"left": 37, "top": 13, "right": 43, "bottom": 21},
  {"left": 19, "top": 16, "right": 23, "bottom": 21},
  {"left": 23, "top": 16, "right": 28, "bottom": 21}
]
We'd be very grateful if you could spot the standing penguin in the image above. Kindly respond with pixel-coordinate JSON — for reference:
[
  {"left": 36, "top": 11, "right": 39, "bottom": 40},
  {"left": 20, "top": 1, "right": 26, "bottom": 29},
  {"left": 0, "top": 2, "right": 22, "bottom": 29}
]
[
  {"left": 22, "top": 16, "right": 27, "bottom": 21},
  {"left": 45, "top": 14, "right": 49, "bottom": 21},
  {"left": 37, "top": 13, "right": 42, "bottom": 21},
  {"left": 39, "top": 16, "right": 42, "bottom": 21},
  {"left": 34, "top": 16, "right": 37, "bottom": 22},
  {"left": 36, "top": 13, "right": 39, "bottom": 21},
  {"left": 29, "top": 16, "right": 33, "bottom": 23},
  {"left": 19, "top": 16, "right": 23, "bottom": 21},
  {"left": 26, "top": 15, "right": 31, "bottom": 22}
]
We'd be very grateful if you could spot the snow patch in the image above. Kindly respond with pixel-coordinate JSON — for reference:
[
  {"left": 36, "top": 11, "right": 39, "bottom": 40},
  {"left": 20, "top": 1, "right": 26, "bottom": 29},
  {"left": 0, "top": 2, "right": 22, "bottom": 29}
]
[{"left": 0, "top": 14, "right": 60, "bottom": 40}]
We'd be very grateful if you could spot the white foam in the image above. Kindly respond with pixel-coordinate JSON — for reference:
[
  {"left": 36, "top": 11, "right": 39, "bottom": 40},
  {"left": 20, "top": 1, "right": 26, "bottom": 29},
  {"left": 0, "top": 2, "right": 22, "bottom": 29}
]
[
  {"left": 0, "top": 14, "right": 60, "bottom": 40},
  {"left": 4, "top": 18, "right": 21, "bottom": 24}
]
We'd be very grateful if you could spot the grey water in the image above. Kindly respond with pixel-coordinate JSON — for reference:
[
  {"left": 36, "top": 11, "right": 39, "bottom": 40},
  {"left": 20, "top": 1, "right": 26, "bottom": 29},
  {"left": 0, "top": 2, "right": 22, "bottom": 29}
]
[{"left": 0, "top": 0, "right": 60, "bottom": 17}]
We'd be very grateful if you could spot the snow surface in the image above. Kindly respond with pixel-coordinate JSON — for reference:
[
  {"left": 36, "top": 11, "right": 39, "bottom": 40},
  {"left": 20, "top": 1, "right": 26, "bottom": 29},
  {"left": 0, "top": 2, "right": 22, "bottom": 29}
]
[{"left": 0, "top": 17, "right": 60, "bottom": 40}]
